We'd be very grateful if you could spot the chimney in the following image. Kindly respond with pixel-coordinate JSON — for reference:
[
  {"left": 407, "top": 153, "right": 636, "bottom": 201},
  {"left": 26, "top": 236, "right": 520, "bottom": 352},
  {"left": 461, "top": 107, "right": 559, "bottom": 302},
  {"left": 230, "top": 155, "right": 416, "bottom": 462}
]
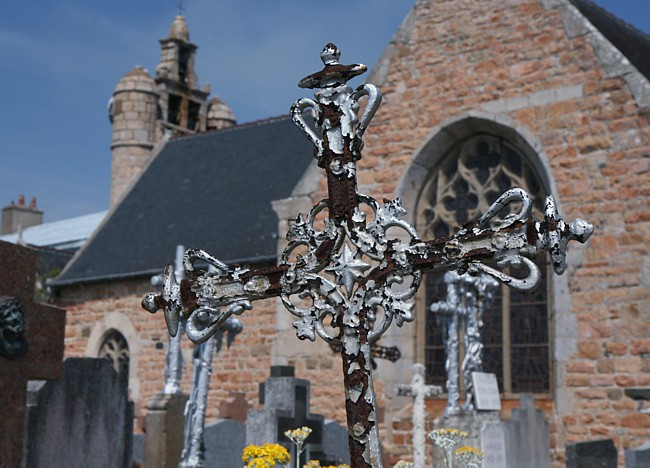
[{"left": 2, "top": 196, "right": 43, "bottom": 234}]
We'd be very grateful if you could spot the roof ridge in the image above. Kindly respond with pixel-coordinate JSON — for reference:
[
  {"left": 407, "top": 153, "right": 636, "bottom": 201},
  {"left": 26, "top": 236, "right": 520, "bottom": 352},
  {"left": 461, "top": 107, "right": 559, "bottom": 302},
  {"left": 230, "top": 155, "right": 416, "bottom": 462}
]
[
  {"left": 570, "top": 0, "right": 650, "bottom": 41},
  {"left": 568, "top": 0, "right": 650, "bottom": 80},
  {"left": 170, "top": 114, "right": 292, "bottom": 143}
]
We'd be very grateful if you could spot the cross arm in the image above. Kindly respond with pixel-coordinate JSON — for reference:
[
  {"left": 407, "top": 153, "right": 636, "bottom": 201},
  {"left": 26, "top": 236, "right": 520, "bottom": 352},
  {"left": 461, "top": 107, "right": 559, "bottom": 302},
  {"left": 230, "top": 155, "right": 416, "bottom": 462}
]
[
  {"left": 363, "top": 190, "right": 592, "bottom": 293},
  {"left": 142, "top": 190, "right": 592, "bottom": 344},
  {"left": 396, "top": 385, "right": 443, "bottom": 399}
]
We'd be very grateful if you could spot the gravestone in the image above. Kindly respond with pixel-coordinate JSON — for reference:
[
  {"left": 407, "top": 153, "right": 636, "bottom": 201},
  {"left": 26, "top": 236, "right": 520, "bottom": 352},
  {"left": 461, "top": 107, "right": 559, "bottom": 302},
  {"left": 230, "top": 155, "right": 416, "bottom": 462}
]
[
  {"left": 247, "top": 365, "right": 326, "bottom": 465},
  {"left": 0, "top": 241, "right": 65, "bottom": 468},
  {"left": 482, "top": 421, "right": 507, "bottom": 468},
  {"left": 219, "top": 390, "right": 249, "bottom": 422},
  {"left": 566, "top": 439, "right": 617, "bottom": 468},
  {"left": 625, "top": 441, "right": 650, "bottom": 468},
  {"left": 322, "top": 420, "right": 351, "bottom": 465},
  {"left": 505, "top": 393, "right": 550, "bottom": 468},
  {"left": 203, "top": 419, "right": 246, "bottom": 467},
  {"left": 144, "top": 392, "right": 188, "bottom": 468},
  {"left": 132, "top": 434, "right": 145, "bottom": 467},
  {"left": 24, "top": 357, "right": 133, "bottom": 468}
]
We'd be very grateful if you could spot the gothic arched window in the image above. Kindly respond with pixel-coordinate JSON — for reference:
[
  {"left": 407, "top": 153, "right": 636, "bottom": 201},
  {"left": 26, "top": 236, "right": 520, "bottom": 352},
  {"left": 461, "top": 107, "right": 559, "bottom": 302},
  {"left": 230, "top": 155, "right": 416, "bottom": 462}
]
[
  {"left": 417, "top": 133, "right": 551, "bottom": 396},
  {"left": 98, "top": 329, "right": 130, "bottom": 386}
]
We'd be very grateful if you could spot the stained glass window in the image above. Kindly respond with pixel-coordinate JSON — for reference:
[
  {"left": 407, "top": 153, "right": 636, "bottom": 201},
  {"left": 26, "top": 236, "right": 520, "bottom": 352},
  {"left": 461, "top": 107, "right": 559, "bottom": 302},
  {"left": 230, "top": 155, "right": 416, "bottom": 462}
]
[{"left": 418, "top": 133, "right": 551, "bottom": 396}]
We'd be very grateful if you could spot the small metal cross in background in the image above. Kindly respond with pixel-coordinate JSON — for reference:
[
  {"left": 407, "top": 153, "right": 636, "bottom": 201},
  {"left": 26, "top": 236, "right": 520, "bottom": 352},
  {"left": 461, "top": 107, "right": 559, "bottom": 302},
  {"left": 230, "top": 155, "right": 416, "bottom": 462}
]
[
  {"left": 396, "top": 364, "right": 442, "bottom": 467},
  {"left": 430, "top": 271, "right": 499, "bottom": 417},
  {"left": 142, "top": 44, "right": 593, "bottom": 467}
]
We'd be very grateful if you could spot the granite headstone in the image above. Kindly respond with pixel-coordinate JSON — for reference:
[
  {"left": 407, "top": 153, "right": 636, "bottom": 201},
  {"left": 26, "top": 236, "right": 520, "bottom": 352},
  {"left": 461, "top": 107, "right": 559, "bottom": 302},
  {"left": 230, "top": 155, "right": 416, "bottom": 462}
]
[
  {"left": 203, "top": 419, "right": 246, "bottom": 467},
  {"left": 505, "top": 393, "right": 550, "bottom": 468},
  {"left": 247, "top": 366, "right": 325, "bottom": 465},
  {"left": 566, "top": 439, "right": 617, "bottom": 468},
  {"left": 482, "top": 421, "right": 507, "bottom": 468},
  {"left": 625, "top": 441, "right": 650, "bottom": 468},
  {"left": 144, "top": 392, "right": 188, "bottom": 468},
  {"left": 24, "top": 357, "right": 133, "bottom": 468}
]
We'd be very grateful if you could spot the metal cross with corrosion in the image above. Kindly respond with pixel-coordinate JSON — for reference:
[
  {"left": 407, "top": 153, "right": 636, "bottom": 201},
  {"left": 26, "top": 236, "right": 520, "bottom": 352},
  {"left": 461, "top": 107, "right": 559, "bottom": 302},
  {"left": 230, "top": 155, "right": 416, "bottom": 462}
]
[
  {"left": 430, "top": 271, "right": 499, "bottom": 417},
  {"left": 142, "top": 44, "right": 593, "bottom": 468}
]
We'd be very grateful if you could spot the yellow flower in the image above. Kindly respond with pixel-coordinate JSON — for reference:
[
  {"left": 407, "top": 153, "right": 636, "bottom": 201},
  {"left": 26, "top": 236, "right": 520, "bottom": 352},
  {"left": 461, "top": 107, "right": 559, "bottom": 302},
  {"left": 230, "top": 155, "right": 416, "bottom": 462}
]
[
  {"left": 303, "top": 463, "right": 349, "bottom": 468},
  {"left": 243, "top": 443, "right": 291, "bottom": 466},
  {"left": 427, "top": 427, "right": 469, "bottom": 450}
]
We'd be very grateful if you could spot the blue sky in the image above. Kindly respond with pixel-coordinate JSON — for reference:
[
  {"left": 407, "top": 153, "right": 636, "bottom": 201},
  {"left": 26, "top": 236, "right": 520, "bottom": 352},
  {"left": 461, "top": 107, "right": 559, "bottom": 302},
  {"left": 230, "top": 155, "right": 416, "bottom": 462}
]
[{"left": 1, "top": 1, "right": 648, "bottom": 222}]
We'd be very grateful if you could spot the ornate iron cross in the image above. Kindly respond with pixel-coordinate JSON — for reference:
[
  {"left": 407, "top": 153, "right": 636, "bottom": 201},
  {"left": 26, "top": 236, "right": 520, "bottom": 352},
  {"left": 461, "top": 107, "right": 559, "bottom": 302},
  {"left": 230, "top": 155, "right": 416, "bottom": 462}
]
[
  {"left": 142, "top": 44, "right": 593, "bottom": 468},
  {"left": 430, "top": 271, "right": 499, "bottom": 417}
]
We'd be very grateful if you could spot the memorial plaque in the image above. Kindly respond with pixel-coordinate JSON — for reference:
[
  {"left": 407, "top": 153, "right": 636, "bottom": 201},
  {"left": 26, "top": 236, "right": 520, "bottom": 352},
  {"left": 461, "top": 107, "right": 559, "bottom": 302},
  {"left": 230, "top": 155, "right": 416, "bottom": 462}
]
[{"left": 471, "top": 372, "right": 501, "bottom": 411}]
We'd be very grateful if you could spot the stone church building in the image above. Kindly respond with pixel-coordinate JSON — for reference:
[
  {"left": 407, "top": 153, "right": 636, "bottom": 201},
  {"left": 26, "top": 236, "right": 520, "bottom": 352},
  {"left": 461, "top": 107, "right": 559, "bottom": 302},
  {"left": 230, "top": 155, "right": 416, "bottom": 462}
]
[{"left": 51, "top": 0, "right": 649, "bottom": 465}]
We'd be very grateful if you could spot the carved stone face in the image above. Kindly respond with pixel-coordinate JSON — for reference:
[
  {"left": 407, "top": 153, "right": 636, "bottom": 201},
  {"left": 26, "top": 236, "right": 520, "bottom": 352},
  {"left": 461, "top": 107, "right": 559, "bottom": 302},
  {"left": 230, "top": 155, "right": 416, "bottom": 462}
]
[{"left": 0, "top": 296, "right": 28, "bottom": 360}]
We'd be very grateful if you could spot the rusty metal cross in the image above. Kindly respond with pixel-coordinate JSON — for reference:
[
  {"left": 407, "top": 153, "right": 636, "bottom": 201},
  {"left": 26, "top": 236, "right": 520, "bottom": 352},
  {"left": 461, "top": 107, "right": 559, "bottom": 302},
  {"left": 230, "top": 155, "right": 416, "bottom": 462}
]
[{"left": 142, "top": 44, "right": 593, "bottom": 468}]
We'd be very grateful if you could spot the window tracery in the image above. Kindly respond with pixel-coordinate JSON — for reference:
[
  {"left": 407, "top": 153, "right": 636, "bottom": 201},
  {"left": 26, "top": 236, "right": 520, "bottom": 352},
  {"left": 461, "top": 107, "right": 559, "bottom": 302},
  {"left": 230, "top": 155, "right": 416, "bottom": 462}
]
[
  {"left": 98, "top": 329, "right": 130, "bottom": 385},
  {"left": 418, "top": 133, "right": 551, "bottom": 395}
]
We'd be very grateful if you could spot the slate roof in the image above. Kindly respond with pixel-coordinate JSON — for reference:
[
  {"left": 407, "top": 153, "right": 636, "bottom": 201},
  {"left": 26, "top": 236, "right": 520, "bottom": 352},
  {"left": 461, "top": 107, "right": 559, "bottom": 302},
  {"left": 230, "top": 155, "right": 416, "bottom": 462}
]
[
  {"left": 53, "top": 116, "right": 314, "bottom": 285},
  {"left": 569, "top": 0, "right": 650, "bottom": 80}
]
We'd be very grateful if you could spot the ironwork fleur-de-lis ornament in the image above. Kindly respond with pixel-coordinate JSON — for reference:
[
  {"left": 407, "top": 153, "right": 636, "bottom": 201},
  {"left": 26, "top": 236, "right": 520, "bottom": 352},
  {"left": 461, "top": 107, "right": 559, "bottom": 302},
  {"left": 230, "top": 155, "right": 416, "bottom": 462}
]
[{"left": 143, "top": 44, "right": 593, "bottom": 467}]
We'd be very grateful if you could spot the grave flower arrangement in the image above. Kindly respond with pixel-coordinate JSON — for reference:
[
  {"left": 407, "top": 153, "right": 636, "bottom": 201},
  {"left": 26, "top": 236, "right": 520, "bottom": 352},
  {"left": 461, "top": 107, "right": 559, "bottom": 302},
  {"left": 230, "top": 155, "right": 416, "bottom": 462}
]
[
  {"left": 243, "top": 427, "right": 348, "bottom": 468},
  {"left": 242, "top": 443, "right": 290, "bottom": 467},
  {"left": 303, "top": 462, "right": 350, "bottom": 468}
]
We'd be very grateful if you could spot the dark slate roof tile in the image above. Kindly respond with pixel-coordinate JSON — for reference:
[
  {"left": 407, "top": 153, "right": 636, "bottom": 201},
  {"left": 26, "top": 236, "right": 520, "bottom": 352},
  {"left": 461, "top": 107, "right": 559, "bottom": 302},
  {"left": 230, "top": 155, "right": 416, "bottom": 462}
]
[{"left": 54, "top": 116, "right": 314, "bottom": 285}]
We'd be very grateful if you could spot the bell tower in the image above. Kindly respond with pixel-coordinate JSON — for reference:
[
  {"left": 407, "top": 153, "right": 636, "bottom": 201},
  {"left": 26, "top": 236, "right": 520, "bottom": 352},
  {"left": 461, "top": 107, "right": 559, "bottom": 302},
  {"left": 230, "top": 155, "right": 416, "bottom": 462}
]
[
  {"left": 108, "top": 13, "right": 236, "bottom": 206},
  {"left": 155, "top": 15, "right": 209, "bottom": 136}
]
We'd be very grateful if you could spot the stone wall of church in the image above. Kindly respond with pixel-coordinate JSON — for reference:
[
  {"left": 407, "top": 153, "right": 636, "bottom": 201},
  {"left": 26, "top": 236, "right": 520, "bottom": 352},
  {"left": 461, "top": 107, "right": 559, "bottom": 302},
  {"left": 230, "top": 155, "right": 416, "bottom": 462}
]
[{"left": 59, "top": 278, "right": 274, "bottom": 429}]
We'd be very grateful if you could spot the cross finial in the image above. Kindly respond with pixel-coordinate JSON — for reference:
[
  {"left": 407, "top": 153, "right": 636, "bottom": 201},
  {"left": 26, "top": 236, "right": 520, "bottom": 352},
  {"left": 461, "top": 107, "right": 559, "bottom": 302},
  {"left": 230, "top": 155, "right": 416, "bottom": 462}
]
[{"left": 177, "top": 0, "right": 185, "bottom": 16}]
